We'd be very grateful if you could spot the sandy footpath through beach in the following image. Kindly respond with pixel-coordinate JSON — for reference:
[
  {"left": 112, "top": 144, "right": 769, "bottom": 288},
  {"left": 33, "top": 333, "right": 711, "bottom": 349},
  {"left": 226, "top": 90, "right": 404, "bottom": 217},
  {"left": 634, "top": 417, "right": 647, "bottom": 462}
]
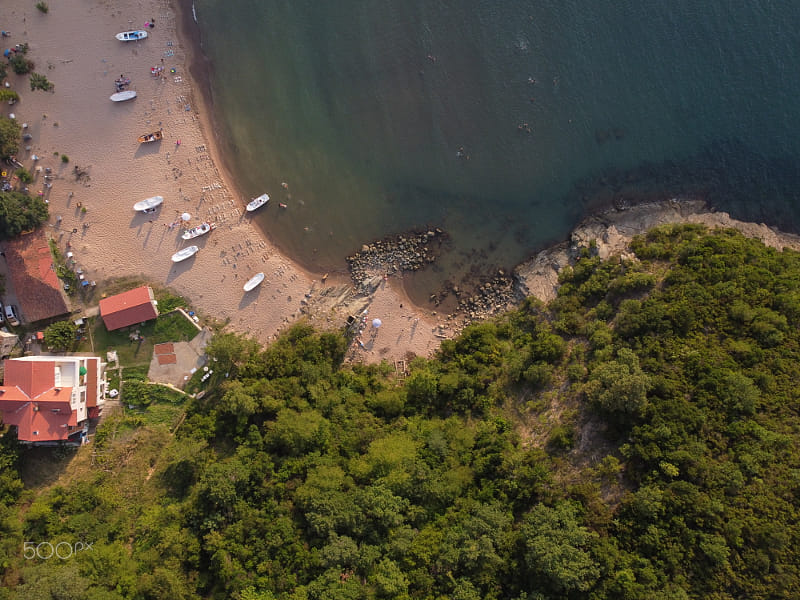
[{"left": 1, "top": 0, "right": 441, "bottom": 364}]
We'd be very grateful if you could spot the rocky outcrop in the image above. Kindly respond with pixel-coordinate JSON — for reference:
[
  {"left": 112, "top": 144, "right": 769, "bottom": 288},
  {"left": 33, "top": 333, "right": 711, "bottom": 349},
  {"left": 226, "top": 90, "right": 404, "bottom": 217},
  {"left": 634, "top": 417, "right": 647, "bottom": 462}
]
[
  {"left": 330, "top": 197, "right": 800, "bottom": 346},
  {"left": 514, "top": 198, "right": 800, "bottom": 303},
  {"left": 455, "top": 271, "right": 521, "bottom": 322},
  {"left": 346, "top": 229, "right": 447, "bottom": 293}
]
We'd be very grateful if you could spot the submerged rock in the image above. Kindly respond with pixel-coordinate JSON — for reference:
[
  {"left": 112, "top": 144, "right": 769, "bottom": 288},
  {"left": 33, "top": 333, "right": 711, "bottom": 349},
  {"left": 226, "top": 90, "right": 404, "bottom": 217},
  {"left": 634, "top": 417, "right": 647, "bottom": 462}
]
[{"left": 347, "top": 229, "right": 448, "bottom": 293}]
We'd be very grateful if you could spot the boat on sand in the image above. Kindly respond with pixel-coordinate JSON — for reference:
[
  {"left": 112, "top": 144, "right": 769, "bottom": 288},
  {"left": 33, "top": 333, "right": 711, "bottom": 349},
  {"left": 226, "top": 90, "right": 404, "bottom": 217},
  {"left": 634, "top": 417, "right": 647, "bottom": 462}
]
[
  {"left": 243, "top": 272, "right": 265, "bottom": 292},
  {"left": 171, "top": 245, "right": 199, "bottom": 263},
  {"left": 110, "top": 90, "right": 137, "bottom": 102},
  {"left": 246, "top": 193, "right": 269, "bottom": 212},
  {"left": 133, "top": 196, "right": 163, "bottom": 212},
  {"left": 181, "top": 222, "right": 215, "bottom": 240},
  {"left": 116, "top": 30, "right": 148, "bottom": 41},
  {"left": 138, "top": 130, "right": 163, "bottom": 143}
]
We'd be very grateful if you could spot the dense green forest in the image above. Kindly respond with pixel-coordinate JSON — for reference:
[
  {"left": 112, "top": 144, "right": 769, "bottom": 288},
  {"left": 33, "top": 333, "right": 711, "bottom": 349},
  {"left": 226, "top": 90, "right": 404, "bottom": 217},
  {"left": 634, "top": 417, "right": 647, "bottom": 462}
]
[{"left": 1, "top": 224, "right": 800, "bottom": 599}]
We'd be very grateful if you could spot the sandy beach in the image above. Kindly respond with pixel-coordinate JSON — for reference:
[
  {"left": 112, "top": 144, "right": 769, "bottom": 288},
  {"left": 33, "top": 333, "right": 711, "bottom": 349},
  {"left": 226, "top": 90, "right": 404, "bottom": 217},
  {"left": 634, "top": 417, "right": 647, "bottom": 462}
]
[{"left": 0, "top": 0, "right": 441, "bottom": 364}]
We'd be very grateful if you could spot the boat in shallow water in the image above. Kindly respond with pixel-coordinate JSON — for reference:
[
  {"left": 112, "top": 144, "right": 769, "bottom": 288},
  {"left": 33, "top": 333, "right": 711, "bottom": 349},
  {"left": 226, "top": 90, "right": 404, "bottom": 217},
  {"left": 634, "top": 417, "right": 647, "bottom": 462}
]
[
  {"left": 243, "top": 272, "right": 265, "bottom": 292},
  {"left": 246, "top": 193, "right": 269, "bottom": 212},
  {"left": 171, "top": 245, "right": 199, "bottom": 263}
]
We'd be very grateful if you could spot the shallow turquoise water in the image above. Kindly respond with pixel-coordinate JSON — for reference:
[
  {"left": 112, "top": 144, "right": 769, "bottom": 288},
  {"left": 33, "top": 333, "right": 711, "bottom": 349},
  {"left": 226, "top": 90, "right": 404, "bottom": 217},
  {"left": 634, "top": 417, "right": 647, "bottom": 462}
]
[{"left": 194, "top": 0, "right": 800, "bottom": 300}]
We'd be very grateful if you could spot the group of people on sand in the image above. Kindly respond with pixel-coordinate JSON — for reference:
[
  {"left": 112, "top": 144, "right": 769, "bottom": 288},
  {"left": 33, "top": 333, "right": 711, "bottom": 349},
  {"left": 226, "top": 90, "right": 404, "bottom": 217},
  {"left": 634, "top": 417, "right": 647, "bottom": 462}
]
[{"left": 115, "top": 74, "right": 131, "bottom": 91}]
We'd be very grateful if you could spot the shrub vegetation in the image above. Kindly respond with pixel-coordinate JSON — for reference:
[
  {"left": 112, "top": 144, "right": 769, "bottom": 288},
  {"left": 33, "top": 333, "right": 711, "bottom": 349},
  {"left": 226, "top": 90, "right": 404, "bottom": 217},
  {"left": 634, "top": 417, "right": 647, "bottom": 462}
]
[
  {"left": 29, "top": 72, "right": 53, "bottom": 92},
  {"left": 42, "top": 320, "right": 78, "bottom": 352},
  {"left": 0, "top": 191, "right": 49, "bottom": 239},
  {"left": 0, "top": 116, "right": 21, "bottom": 159},
  {"left": 1, "top": 225, "right": 800, "bottom": 599}
]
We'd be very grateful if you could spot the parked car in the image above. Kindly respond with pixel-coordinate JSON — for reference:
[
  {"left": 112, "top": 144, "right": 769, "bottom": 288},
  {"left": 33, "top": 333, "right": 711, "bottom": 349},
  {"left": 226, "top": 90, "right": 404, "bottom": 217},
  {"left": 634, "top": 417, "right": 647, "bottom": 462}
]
[{"left": 3, "top": 304, "right": 20, "bottom": 326}]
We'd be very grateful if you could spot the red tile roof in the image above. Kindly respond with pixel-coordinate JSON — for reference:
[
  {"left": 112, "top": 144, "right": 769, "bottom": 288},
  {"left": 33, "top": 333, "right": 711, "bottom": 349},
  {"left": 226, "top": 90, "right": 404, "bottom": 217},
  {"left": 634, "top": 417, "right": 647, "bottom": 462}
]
[
  {"left": 0, "top": 230, "right": 70, "bottom": 323},
  {"left": 99, "top": 286, "right": 159, "bottom": 330},
  {"left": 0, "top": 358, "right": 77, "bottom": 442},
  {"left": 3, "top": 359, "right": 55, "bottom": 399},
  {"left": 154, "top": 342, "right": 174, "bottom": 355},
  {"left": 3, "top": 398, "right": 75, "bottom": 441},
  {"left": 156, "top": 353, "right": 177, "bottom": 365},
  {"left": 85, "top": 357, "right": 99, "bottom": 408},
  {"left": 0, "top": 388, "right": 29, "bottom": 405}
]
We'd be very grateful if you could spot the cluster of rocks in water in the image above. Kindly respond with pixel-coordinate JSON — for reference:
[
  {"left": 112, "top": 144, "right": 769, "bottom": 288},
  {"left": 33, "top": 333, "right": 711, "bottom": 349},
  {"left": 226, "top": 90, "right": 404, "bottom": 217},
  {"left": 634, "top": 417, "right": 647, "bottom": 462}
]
[
  {"left": 346, "top": 228, "right": 525, "bottom": 327},
  {"left": 346, "top": 229, "right": 446, "bottom": 293},
  {"left": 454, "top": 270, "right": 522, "bottom": 323}
]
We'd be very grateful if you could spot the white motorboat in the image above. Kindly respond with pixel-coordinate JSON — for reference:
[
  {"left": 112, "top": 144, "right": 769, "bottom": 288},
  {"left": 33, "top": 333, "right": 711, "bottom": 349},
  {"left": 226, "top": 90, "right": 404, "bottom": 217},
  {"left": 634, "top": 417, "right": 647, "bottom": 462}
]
[
  {"left": 246, "top": 193, "right": 269, "bottom": 212},
  {"left": 116, "top": 30, "right": 148, "bottom": 41},
  {"left": 181, "top": 222, "right": 215, "bottom": 240},
  {"left": 243, "top": 272, "right": 265, "bottom": 292},
  {"left": 133, "top": 195, "right": 164, "bottom": 212},
  {"left": 110, "top": 90, "right": 137, "bottom": 102},
  {"left": 171, "top": 245, "right": 199, "bottom": 263}
]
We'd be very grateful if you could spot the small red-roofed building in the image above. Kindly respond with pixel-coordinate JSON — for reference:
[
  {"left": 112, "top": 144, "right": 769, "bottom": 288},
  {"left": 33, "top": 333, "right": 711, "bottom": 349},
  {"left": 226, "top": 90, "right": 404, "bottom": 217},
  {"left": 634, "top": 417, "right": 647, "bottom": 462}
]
[
  {"left": 0, "top": 355, "right": 106, "bottom": 445},
  {"left": 99, "top": 286, "right": 159, "bottom": 331}
]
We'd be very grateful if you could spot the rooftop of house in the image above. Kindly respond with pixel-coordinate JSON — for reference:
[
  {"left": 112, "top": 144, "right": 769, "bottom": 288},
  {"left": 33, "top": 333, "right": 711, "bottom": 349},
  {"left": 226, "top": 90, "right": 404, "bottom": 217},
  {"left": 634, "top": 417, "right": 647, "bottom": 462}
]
[
  {"left": 99, "top": 285, "right": 159, "bottom": 330},
  {"left": 0, "top": 396, "right": 77, "bottom": 441},
  {"left": 0, "top": 356, "right": 104, "bottom": 443},
  {"left": 0, "top": 230, "right": 70, "bottom": 323},
  {"left": 0, "top": 358, "right": 76, "bottom": 442},
  {"left": 3, "top": 358, "right": 56, "bottom": 399}
]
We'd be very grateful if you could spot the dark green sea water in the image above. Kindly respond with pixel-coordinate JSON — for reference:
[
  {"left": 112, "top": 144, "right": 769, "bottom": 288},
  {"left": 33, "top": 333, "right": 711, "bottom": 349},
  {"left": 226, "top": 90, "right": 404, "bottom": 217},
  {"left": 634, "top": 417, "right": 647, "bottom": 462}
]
[{"left": 193, "top": 0, "right": 800, "bottom": 302}]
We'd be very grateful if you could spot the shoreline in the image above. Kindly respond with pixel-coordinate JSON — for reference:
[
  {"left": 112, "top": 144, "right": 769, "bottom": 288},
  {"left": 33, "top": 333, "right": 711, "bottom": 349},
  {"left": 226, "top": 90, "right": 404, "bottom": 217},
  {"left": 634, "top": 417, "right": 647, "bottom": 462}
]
[
  {"left": 514, "top": 198, "right": 800, "bottom": 305},
  {"left": 0, "top": 0, "right": 442, "bottom": 364},
  {"left": 4, "top": 0, "right": 800, "bottom": 368}
]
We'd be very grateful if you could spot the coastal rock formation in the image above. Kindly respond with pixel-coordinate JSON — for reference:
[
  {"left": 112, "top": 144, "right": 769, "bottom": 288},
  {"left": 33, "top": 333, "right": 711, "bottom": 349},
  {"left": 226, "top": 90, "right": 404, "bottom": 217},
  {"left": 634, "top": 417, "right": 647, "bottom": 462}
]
[
  {"left": 304, "top": 198, "right": 800, "bottom": 359},
  {"left": 346, "top": 229, "right": 447, "bottom": 292},
  {"left": 454, "top": 272, "right": 521, "bottom": 323},
  {"left": 514, "top": 198, "right": 800, "bottom": 303}
]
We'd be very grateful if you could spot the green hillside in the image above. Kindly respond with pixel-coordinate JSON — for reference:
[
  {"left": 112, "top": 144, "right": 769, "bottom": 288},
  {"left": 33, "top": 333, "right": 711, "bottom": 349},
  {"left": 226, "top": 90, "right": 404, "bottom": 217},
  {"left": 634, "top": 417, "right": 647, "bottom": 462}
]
[{"left": 1, "top": 224, "right": 799, "bottom": 599}]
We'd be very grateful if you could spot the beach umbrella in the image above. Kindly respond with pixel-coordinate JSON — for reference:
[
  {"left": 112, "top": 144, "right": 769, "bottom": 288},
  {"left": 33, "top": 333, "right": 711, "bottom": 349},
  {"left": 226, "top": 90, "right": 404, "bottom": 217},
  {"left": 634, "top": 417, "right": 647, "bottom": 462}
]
[
  {"left": 372, "top": 318, "right": 382, "bottom": 329},
  {"left": 181, "top": 212, "right": 191, "bottom": 221}
]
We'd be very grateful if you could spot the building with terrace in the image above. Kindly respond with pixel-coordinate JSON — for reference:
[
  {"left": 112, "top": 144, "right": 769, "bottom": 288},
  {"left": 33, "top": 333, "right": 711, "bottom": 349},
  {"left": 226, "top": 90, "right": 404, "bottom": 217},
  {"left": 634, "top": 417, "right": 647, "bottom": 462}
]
[{"left": 0, "top": 355, "right": 106, "bottom": 445}]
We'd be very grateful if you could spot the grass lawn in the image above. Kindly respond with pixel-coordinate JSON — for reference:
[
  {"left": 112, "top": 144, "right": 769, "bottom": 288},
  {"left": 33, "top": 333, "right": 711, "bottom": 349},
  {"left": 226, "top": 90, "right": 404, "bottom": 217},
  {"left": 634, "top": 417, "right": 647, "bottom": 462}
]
[
  {"left": 125, "top": 401, "right": 185, "bottom": 430},
  {"left": 77, "top": 311, "right": 200, "bottom": 367}
]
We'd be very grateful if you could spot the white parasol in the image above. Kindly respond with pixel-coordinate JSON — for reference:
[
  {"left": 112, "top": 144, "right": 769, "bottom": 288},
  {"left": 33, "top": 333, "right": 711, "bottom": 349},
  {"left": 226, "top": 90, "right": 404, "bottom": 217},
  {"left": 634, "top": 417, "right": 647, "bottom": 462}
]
[
  {"left": 372, "top": 318, "right": 382, "bottom": 328},
  {"left": 181, "top": 212, "right": 191, "bottom": 221}
]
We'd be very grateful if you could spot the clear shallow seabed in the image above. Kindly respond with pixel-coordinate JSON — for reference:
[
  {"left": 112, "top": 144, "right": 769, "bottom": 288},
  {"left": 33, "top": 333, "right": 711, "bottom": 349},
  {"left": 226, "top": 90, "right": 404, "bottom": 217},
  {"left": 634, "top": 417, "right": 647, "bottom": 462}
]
[{"left": 193, "top": 0, "right": 800, "bottom": 304}]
